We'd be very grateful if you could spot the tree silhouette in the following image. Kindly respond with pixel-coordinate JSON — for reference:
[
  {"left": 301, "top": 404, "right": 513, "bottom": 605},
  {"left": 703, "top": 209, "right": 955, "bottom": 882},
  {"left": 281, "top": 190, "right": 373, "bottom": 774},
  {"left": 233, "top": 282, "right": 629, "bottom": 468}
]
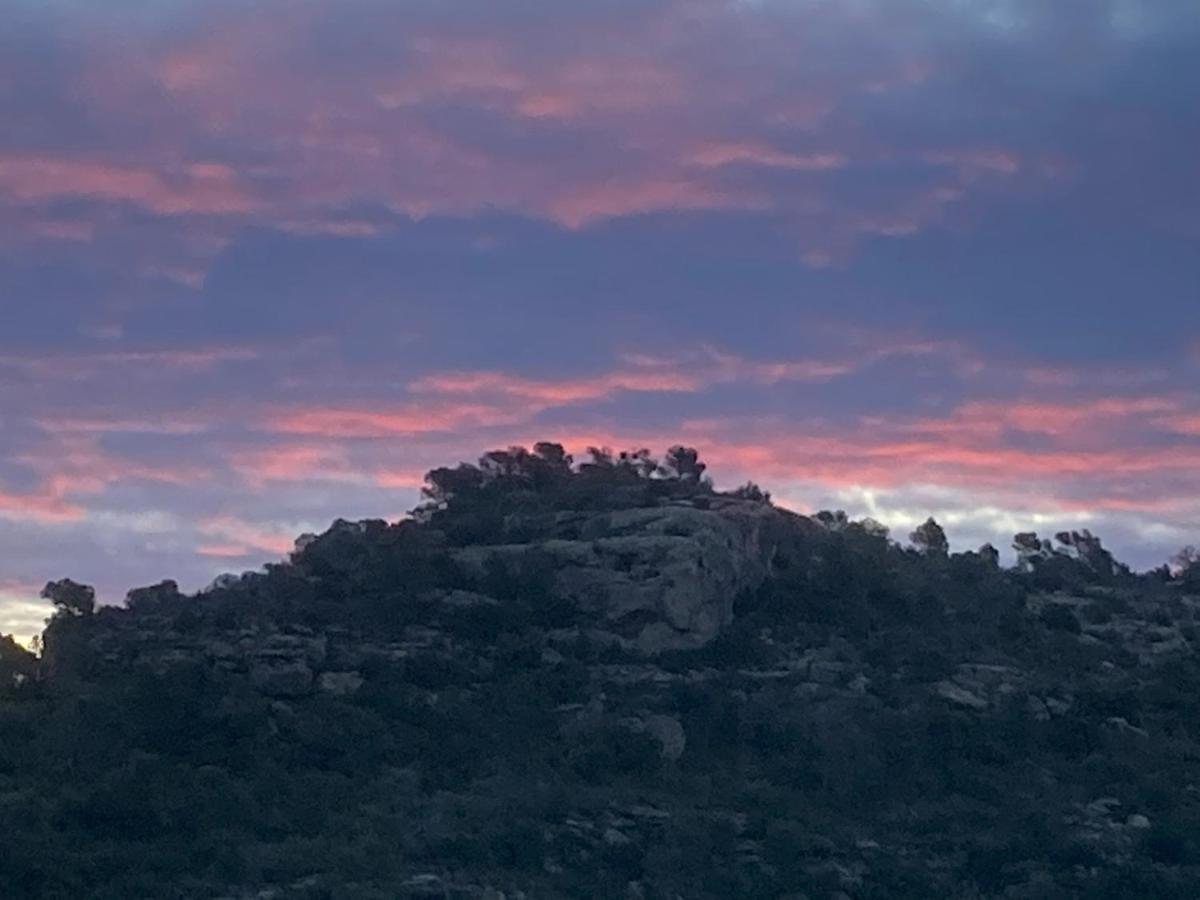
[
  {"left": 662, "top": 446, "right": 706, "bottom": 483},
  {"left": 910, "top": 518, "right": 949, "bottom": 557},
  {"left": 41, "top": 578, "right": 95, "bottom": 617}
]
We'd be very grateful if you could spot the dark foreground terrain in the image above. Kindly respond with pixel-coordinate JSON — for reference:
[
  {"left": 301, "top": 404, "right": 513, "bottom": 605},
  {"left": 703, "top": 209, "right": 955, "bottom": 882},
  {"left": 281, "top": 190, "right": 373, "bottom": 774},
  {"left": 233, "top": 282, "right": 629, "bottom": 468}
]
[{"left": 4, "top": 444, "right": 1200, "bottom": 898}]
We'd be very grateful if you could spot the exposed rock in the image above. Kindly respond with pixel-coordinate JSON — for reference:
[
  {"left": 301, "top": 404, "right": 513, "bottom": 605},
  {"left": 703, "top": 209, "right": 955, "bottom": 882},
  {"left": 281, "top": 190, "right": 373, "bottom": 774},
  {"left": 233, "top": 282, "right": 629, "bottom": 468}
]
[
  {"left": 453, "top": 500, "right": 799, "bottom": 652},
  {"left": 1026, "top": 696, "right": 1051, "bottom": 722},
  {"left": 935, "top": 681, "right": 988, "bottom": 710},
  {"left": 256, "top": 633, "right": 327, "bottom": 667},
  {"left": 603, "top": 827, "right": 632, "bottom": 847},
  {"left": 1086, "top": 797, "right": 1121, "bottom": 817},
  {"left": 1104, "top": 716, "right": 1150, "bottom": 739},
  {"left": 205, "top": 640, "right": 236, "bottom": 660},
  {"left": 1045, "top": 696, "right": 1073, "bottom": 715},
  {"left": 318, "top": 670, "right": 365, "bottom": 695},
  {"left": 250, "top": 661, "right": 314, "bottom": 697},
  {"left": 399, "top": 874, "right": 447, "bottom": 897},
  {"left": 848, "top": 673, "right": 871, "bottom": 694},
  {"left": 808, "top": 661, "right": 848, "bottom": 685},
  {"left": 638, "top": 714, "right": 687, "bottom": 761},
  {"left": 421, "top": 589, "right": 499, "bottom": 608}
]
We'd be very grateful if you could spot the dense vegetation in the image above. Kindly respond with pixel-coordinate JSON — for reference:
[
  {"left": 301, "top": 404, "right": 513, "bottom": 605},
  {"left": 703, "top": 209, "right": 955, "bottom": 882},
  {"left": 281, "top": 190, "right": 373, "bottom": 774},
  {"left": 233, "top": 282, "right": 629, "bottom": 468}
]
[{"left": 3, "top": 443, "right": 1200, "bottom": 898}]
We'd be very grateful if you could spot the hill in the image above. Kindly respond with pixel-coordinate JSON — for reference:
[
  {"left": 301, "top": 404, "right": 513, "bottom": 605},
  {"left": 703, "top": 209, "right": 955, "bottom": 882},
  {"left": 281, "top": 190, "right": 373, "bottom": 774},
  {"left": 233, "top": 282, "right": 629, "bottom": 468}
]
[{"left": 3, "top": 443, "right": 1200, "bottom": 898}]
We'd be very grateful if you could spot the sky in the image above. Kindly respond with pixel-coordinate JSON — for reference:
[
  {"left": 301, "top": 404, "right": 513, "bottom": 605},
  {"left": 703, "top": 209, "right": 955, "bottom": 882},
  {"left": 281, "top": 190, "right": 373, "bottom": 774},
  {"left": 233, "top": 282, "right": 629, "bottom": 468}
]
[{"left": 2, "top": 0, "right": 1199, "bottom": 641}]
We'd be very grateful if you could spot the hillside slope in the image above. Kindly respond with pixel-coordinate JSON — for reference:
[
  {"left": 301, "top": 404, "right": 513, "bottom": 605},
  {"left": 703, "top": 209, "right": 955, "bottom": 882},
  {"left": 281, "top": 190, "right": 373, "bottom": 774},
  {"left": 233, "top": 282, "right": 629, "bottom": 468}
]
[{"left": 3, "top": 444, "right": 1200, "bottom": 899}]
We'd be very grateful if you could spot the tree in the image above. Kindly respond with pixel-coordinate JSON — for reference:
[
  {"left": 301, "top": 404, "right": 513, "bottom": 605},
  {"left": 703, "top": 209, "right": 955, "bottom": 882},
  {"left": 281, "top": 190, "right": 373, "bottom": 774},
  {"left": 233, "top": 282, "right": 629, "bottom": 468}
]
[
  {"left": 1013, "top": 532, "right": 1050, "bottom": 572},
  {"left": 0, "top": 634, "right": 36, "bottom": 687},
  {"left": 978, "top": 544, "right": 1000, "bottom": 568},
  {"left": 583, "top": 446, "right": 615, "bottom": 470},
  {"left": 532, "top": 441, "right": 572, "bottom": 473},
  {"left": 41, "top": 579, "right": 95, "bottom": 617},
  {"left": 857, "top": 518, "right": 890, "bottom": 539},
  {"left": 814, "top": 510, "right": 850, "bottom": 531},
  {"left": 422, "top": 463, "right": 486, "bottom": 509},
  {"left": 910, "top": 518, "right": 949, "bottom": 557},
  {"left": 729, "top": 482, "right": 770, "bottom": 503},
  {"left": 662, "top": 446, "right": 706, "bottom": 483},
  {"left": 479, "top": 446, "right": 534, "bottom": 481},
  {"left": 616, "top": 448, "right": 658, "bottom": 480},
  {"left": 125, "top": 580, "right": 183, "bottom": 613},
  {"left": 1172, "top": 546, "right": 1200, "bottom": 591}
]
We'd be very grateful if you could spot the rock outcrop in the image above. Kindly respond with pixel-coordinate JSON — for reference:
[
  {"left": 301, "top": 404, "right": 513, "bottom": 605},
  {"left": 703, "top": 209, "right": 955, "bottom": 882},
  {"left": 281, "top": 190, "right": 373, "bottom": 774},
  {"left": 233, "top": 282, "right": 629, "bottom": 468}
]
[{"left": 452, "top": 498, "right": 798, "bottom": 651}]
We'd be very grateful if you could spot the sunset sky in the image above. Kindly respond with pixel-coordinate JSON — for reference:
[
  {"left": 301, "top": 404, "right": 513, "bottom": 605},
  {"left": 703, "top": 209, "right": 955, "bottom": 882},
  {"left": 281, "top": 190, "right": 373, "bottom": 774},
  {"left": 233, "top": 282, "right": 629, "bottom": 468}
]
[{"left": 2, "top": 0, "right": 1199, "bottom": 640}]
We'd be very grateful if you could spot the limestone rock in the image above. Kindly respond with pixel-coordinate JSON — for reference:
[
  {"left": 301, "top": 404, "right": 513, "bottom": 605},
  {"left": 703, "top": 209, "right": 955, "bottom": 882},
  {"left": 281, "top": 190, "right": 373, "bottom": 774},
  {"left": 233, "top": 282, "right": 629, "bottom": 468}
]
[
  {"left": 808, "top": 661, "right": 848, "bottom": 685},
  {"left": 256, "top": 633, "right": 327, "bottom": 667},
  {"left": 604, "top": 827, "right": 633, "bottom": 846},
  {"left": 318, "top": 671, "right": 365, "bottom": 696},
  {"left": 250, "top": 661, "right": 314, "bottom": 697},
  {"left": 399, "top": 874, "right": 447, "bottom": 897},
  {"left": 453, "top": 499, "right": 799, "bottom": 652},
  {"left": 635, "top": 714, "right": 687, "bottom": 761},
  {"left": 420, "top": 589, "right": 499, "bottom": 608},
  {"left": 1026, "top": 695, "right": 1051, "bottom": 722},
  {"left": 935, "top": 681, "right": 988, "bottom": 710}
]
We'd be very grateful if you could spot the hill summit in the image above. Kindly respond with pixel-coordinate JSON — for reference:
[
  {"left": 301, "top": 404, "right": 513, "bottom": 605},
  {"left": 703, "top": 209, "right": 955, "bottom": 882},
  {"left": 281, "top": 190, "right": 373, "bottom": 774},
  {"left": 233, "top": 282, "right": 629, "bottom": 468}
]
[{"left": 5, "top": 443, "right": 1200, "bottom": 898}]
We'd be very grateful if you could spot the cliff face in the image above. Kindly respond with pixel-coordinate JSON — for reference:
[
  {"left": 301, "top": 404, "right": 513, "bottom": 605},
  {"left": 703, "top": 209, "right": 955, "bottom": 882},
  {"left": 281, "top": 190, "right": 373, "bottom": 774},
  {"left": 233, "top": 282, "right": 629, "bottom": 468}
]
[
  {"left": 451, "top": 498, "right": 800, "bottom": 652},
  {"left": 9, "top": 453, "right": 1200, "bottom": 899}
]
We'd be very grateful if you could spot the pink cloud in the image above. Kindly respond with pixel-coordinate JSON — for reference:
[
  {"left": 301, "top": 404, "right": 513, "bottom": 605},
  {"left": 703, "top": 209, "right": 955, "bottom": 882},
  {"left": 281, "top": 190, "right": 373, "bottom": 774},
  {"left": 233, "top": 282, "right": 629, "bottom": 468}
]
[
  {"left": 35, "top": 415, "right": 211, "bottom": 436},
  {"left": 0, "top": 0, "right": 1071, "bottom": 269},
  {"left": 4, "top": 436, "right": 212, "bottom": 520},
  {"left": 909, "top": 395, "right": 1184, "bottom": 440},
  {"left": 1158, "top": 414, "right": 1200, "bottom": 436},
  {"left": 264, "top": 402, "right": 525, "bottom": 438},
  {"left": 228, "top": 443, "right": 354, "bottom": 486},
  {"left": 197, "top": 542, "right": 260, "bottom": 559},
  {"left": 197, "top": 515, "right": 297, "bottom": 557},
  {"left": 410, "top": 367, "right": 701, "bottom": 404},
  {"left": 688, "top": 142, "right": 847, "bottom": 171},
  {"left": 0, "top": 156, "right": 259, "bottom": 217},
  {"left": 0, "top": 346, "right": 258, "bottom": 380},
  {"left": 409, "top": 341, "right": 923, "bottom": 409},
  {"left": 371, "top": 467, "right": 426, "bottom": 490},
  {"left": 546, "top": 177, "right": 769, "bottom": 230},
  {"left": 0, "top": 488, "right": 85, "bottom": 524},
  {"left": 924, "top": 148, "right": 1022, "bottom": 176}
]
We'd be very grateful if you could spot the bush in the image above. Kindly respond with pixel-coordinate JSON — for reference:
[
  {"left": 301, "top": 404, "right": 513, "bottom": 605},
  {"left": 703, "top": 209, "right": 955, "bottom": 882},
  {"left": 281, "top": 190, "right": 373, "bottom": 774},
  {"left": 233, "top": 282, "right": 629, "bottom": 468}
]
[{"left": 1040, "top": 603, "right": 1082, "bottom": 634}]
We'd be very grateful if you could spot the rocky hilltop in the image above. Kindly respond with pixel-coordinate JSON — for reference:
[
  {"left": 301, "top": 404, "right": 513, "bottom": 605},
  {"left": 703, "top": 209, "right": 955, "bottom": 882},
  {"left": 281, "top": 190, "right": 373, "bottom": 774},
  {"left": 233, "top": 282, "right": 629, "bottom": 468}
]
[
  {"left": 449, "top": 498, "right": 796, "bottom": 652},
  {"left": 4, "top": 443, "right": 1200, "bottom": 899}
]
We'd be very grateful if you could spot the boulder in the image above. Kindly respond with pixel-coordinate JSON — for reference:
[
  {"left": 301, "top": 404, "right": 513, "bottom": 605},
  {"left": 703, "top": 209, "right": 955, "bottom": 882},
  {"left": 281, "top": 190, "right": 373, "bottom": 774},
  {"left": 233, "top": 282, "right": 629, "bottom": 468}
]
[{"left": 634, "top": 714, "right": 687, "bottom": 761}]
